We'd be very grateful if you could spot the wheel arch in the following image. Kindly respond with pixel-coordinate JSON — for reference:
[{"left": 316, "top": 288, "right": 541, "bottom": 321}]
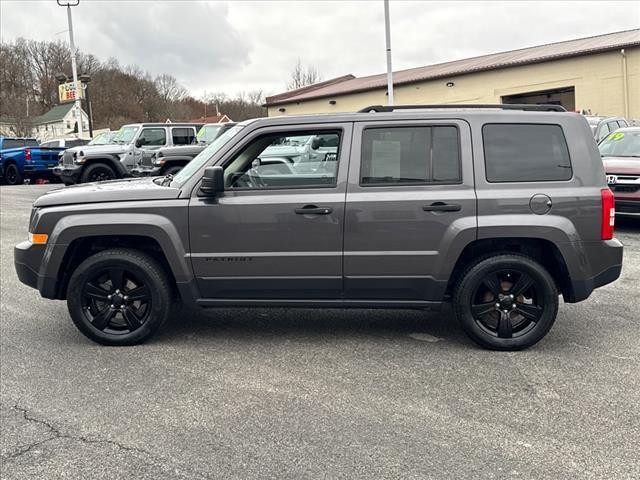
[
  {"left": 445, "top": 237, "right": 574, "bottom": 302},
  {"left": 82, "top": 156, "right": 128, "bottom": 177},
  {"left": 42, "top": 215, "right": 195, "bottom": 302}
]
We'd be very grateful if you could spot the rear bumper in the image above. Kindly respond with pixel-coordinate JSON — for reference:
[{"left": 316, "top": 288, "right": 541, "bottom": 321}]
[{"left": 567, "top": 239, "right": 623, "bottom": 302}]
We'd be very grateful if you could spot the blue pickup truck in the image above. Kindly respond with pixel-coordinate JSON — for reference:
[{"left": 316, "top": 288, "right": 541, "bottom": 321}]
[{"left": 0, "top": 137, "right": 65, "bottom": 185}]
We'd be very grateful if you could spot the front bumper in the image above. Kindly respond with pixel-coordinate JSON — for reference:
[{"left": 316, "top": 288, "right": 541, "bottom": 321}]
[
  {"left": 53, "top": 164, "right": 83, "bottom": 184},
  {"left": 14, "top": 241, "right": 58, "bottom": 298},
  {"left": 615, "top": 200, "right": 640, "bottom": 217},
  {"left": 131, "top": 166, "right": 162, "bottom": 177}
]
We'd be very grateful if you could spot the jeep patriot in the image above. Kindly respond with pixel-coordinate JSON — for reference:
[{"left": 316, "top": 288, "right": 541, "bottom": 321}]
[{"left": 14, "top": 105, "right": 623, "bottom": 350}]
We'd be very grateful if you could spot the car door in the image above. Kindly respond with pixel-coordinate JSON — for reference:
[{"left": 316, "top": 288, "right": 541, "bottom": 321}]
[
  {"left": 344, "top": 120, "right": 476, "bottom": 302},
  {"left": 189, "top": 123, "right": 352, "bottom": 300},
  {"left": 131, "top": 127, "right": 167, "bottom": 168}
]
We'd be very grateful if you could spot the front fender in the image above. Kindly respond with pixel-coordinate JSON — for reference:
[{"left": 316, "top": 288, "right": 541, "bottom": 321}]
[
  {"left": 84, "top": 155, "right": 129, "bottom": 176},
  {"left": 41, "top": 212, "right": 192, "bottom": 285}
]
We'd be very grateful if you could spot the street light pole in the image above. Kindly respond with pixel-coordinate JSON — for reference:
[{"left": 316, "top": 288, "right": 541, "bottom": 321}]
[
  {"left": 384, "top": 0, "right": 394, "bottom": 106},
  {"left": 80, "top": 74, "right": 93, "bottom": 137},
  {"left": 58, "top": 1, "right": 83, "bottom": 138}
]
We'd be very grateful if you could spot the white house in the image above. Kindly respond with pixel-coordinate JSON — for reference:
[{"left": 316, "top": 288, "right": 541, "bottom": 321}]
[{"left": 32, "top": 103, "right": 90, "bottom": 140}]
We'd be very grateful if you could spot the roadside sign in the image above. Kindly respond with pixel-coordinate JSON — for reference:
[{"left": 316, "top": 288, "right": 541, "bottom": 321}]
[{"left": 58, "top": 82, "right": 85, "bottom": 102}]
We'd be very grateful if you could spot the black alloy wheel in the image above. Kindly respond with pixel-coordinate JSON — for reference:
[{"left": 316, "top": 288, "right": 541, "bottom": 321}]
[
  {"left": 81, "top": 163, "right": 116, "bottom": 183},
  {"left": 81, "top": 267, "right": 151, "bottom": 335},
  {"left": 453, "top": 254, "right": 559, "bottom": 350},
  {"left": 67, "top": 248, "right": 172, "bottom": 345},
  {"left": 470, "top": 269, "right": 542, "bottom": 339},
  {"left": 4, "top": 164, "right": 23, "bottom": 185}
]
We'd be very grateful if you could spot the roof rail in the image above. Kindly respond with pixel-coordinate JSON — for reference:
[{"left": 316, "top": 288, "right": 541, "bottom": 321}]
[{"left": 358, "top": 104, "right": 567, "bottom": 113}]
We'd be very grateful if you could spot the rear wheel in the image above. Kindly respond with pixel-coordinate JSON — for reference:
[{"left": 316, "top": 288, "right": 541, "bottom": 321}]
[
  {"left": 453, "top": 254, "right": 559, "bottom": 350},
  {"left": 3, "top": 164, "right": 23, "bottom": 185},
  {"left": 67, "top": 249, "right": 172, "bottom": 346},
  {"left": 80, "top": 163, "right": 116, "bottom": 183}
]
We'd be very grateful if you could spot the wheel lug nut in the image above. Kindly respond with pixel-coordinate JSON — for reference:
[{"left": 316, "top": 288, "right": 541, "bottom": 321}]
[
  {"left": 110, "top": 304, "right": 115, "bottom": 308},
  {"left": 495, "top": 303, "right": 500, "bottom": 308},
  {"left": 512, "top": 304, "right": 516, "bottom": 309},
  {"left": 510, "top": 294, "right": 514, "bottom": 299}
]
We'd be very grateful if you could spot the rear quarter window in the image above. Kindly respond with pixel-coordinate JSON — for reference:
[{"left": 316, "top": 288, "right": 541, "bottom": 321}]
[{"left": 482, "top": 124, "right": 572, "bottom": 183}]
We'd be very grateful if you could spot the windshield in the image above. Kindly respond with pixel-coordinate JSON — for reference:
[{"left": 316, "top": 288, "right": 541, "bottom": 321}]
[
  {"left": 599, "top": 131, "right": 640, "bottom": 158},
  {"left": 111, "top": 126, "right": 139, "bottom": 144},
  {"left": 172, "top": 125, "right": 244, "bottom": 185},
  {"left": 89, "top": 132, "right": 115, "bottom": 145},
  {"left": 196, "top": 125, "right": 223, "bottom": 144}
]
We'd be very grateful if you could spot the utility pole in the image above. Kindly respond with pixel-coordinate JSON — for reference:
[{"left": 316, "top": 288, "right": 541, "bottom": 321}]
[
  {"left": 58, "top": 1, "right": 83, "bottom": 138},
  {"left": 384, "top": 0, "right": 394, "bottom": 106}
]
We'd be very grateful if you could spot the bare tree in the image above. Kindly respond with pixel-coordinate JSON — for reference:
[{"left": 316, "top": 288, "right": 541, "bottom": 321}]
[{"left": 287, "top": 59, "right": 322, "bottom": 91}]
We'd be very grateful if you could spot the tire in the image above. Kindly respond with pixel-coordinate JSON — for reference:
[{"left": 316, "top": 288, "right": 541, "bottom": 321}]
[
  {"left": 3, "top": 164, "right": 23, "bottom": 185},
  {"left": 453, "top": 253, "right": 559, "bottom": 351},
  {"left": 67, "top": 248, "right": 173, "bottom": 346},
  {"left": 162, "top": 165, "right": 183, "bottom": 176},
  {"left": 80, "top": 163, "right": 116, "bottom": 183}
]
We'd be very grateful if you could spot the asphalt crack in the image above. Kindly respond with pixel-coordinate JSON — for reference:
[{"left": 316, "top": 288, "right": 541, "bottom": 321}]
[{"left": 4, "top": 403, "right": 152, "bottom": 461}]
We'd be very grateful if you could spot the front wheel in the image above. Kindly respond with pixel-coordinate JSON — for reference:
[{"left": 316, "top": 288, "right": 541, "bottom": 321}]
[
  {"left": 80, "top": 162, "right": 116, "bottom": 183},
  {"left": 67, "top": 248, "right": 173, "bottom": 346},
  {"left": 453, "top": 254, "right": 559, "bottom": 350}
]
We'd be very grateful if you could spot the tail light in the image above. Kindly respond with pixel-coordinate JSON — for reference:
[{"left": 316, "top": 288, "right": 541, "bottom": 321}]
[
  {"left": 24, "top": 148, "right": 32, "bottom": 162},
  {"left": 601, "top": 188, "right": 615, "bottom": 240}
]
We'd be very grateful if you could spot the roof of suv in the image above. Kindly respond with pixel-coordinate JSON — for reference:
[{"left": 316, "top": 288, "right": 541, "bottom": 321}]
[
  {"left": 122, "top": 123, "right": 204, "bottom": 128},
  {"left": 242, "top": 104, "right": 578, "bottom": 128}
]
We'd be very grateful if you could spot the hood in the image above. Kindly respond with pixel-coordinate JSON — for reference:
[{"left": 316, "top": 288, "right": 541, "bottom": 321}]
[
  {"left": 34, "top": 177, "right": 180, "bottom": 207},
  {"left": 602, "top": 156, "right": 640, "bottom": 175},
  {"left": 80, "top": 144, "right": 130, "bottom": 156},
  {"left": 261, "top": 145, "right": 306, "bottom": 157}
]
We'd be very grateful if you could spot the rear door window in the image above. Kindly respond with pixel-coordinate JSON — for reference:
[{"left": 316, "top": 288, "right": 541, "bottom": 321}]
[
  {"left": 172, "top": 127, "right": 196, "bottom": 145},
  {"left": 483, "top": 124, "right": 572, "bottom": 182},
  {"left": 360, "top": 126, "right": 461, "bottom": 185}
]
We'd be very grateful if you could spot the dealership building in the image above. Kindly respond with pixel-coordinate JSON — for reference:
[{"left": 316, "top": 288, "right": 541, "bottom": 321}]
[{"left": 265, "top": 29, "right": 640, "bottom": 120}]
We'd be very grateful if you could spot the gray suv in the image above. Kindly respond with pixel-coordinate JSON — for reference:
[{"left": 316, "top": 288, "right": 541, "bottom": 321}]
[{"left": 15, "top": 105, "right": 623, "bottom": 350}]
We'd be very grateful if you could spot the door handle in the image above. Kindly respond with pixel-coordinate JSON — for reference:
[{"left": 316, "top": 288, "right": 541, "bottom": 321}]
[
  {"left": 295, "top": 205, "right": 333, "bottom": 215},
  {"left": 422, "top": 202, "right": 462, "bottom": 212}
]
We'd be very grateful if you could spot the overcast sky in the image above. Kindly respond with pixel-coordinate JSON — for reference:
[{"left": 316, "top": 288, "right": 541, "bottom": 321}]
[{"left": 1, "top": 0, "right": 638, "bottom": 98}]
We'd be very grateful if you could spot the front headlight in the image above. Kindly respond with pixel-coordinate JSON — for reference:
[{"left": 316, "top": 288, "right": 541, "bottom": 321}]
[{"left": 74, "top": 151, "right": 86, "bottom": 164}]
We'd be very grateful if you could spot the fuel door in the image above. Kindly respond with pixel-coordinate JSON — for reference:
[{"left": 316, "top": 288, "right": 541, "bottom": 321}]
[{"left": 529, "top": 193, "right": 552, "bottom": 215}]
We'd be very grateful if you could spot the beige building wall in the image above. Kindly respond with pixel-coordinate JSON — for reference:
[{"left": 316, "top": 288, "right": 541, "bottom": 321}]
[{"left": 268, "top": 48, "right": 640, "bottom": 120}]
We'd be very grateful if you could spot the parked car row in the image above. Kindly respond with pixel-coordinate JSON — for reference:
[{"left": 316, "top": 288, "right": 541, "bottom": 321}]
[
  {"left": 54, "top": 122, "right": 238, "bottom": 184},
  {"left": 599, "top": 127, "right": 640, "bottom": 217},
  {"left": 0, "top": 137, "right": 66, "bottom": 185}
]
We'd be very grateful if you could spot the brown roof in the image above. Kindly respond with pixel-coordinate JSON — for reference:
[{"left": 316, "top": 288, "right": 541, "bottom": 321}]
[
  {"left": 188, "top": 114, "right": 232, "bottom": 123},
  {"left": 265, "top": 29, "right": 640, "bottom": 106}
]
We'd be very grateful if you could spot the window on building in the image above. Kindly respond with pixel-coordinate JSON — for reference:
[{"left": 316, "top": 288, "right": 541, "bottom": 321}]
[
  {"left": 483, "top": 124, "right": 572, "bottom": 182},
  {"left": 360, "top": 126, "right": 461, "bottom": 185}
]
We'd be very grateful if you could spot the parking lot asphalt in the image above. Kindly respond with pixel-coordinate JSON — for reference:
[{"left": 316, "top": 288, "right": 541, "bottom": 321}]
[{"left": 1, "top": 184, "right": 639, "bottom": 479}]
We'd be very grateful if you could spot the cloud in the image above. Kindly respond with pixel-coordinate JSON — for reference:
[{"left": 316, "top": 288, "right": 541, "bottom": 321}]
[{"left": 1, "top": 0, "right": 638, "bottom": 98}]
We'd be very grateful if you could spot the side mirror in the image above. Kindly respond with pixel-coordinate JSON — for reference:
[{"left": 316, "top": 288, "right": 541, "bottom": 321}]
[
  {"left": 311, "top": 137, "right": 322, "bottom": 150},
  {"left": 200, "top": 166, "right": 224, "bottom": 195},
  {"left": 134, "top": 138, "right": 144, "bottom": 148}
]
